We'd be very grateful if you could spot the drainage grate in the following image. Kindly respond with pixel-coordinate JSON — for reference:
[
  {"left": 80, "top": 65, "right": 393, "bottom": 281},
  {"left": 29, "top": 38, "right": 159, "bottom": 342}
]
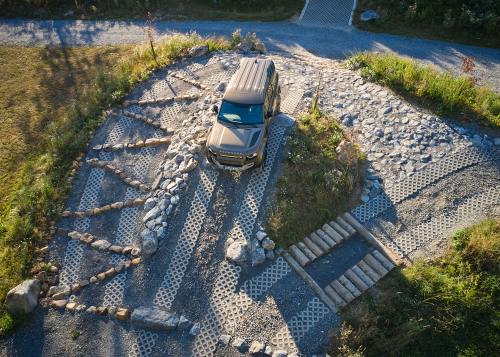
[
  {"left": 300, "top": 0, "right": 356, "bottom": 27},
  {"left": 153, "top": 168, "right": 219, "bottom": 310},
  {"left": 229, "top": 125, "right": 287, "bottom": 244},
  {"left": 128, "top": 330, "right": 159, "bottom": 357},
  {"left": 271, "top": 297, "right": 330, "bottom": 350},
  {"left": 280, "top": 90, "right": 304, "bottom": 115}
]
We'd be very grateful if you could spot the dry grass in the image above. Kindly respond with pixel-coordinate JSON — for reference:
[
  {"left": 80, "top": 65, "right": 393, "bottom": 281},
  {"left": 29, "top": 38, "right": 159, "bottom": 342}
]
[{"left": 0, "top": 45, "right": 135, "bottom": 213}]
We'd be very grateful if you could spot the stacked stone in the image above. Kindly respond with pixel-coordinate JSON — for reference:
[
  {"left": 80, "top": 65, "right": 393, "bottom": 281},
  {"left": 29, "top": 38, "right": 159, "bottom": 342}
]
[
  {"left": 61, "top": 197, "right": 144, "bottom": 219},
  {"left": 86, "top": 159, "right": 151, "bottom": 193},
  {"left": 168, "top": 71, "right": 208, "bottom": 89},
  {"left": 92, "top": 137, "right": 170, "bottom": 152},
  {"left": 226, "top": 230, "right": 276, "bottom": 267}
]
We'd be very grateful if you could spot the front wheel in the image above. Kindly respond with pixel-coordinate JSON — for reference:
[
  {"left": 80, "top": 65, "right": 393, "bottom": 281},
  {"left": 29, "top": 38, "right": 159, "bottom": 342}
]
[{"left": 254, "top": 144, "right": 267, "bottom": 173}]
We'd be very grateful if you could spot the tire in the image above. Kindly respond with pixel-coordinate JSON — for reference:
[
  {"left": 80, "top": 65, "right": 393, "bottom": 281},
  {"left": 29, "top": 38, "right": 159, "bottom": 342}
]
[
  {"left": 254, "top": 144, "right": 267, "bottom": 173},
  {"left": 273, "top": 86, "right": 281, "bottom": 117}
]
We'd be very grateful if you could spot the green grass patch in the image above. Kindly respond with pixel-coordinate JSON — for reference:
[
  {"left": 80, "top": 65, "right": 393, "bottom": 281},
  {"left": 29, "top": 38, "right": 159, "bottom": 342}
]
[
  {"left": 0, "top": 310, "right": 33, "bottom": 337},
  {"left": 345, "top": 51, "right": 500, "bottom": 128},
  {"left": 0, "top": 0, "right": 305, "bottom": 22},
  {"left": 352, "top": 0, "right": 500, "bottom": 49},
  {"left": 266, "top": 106, "right": 365, "bottom": 248},
  {"left": 0, "top": 30, "right": 257, "bottom": 308},
  {"left": 328, "top": 218, "right": 500, "bottom": 357}
]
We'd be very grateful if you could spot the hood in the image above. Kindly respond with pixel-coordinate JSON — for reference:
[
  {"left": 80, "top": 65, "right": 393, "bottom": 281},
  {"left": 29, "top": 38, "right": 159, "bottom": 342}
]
[{"left": 210, "top": 120, "right": 264, "bottom": 154}]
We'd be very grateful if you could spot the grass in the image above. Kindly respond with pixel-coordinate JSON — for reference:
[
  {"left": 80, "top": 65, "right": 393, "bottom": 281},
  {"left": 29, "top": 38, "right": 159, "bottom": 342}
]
[
  {"left": 352, "top": 0, "right": 500, "bottom": 49},
  {"left": 328, "top": 218, "right": 500, "bottom": 357},
  {"left": 345, "top": 51, "right": 500, "bottom": 128},
  {"left": 266, "top": 104, "right": 365, "bottom": 248},
  {"left": 0, "top": 310, "right": 33, "bottom": 337},
  {"left": 0, "top": 0, "right": 305, "bottom": 22},
  {"left": 0, "top": 30, "right": 255, "bottom": 313}
]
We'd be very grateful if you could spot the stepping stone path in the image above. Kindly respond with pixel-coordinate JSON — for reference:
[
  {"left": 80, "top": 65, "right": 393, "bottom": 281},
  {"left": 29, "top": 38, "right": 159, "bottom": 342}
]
[{"left": 6, "top": 47, "right": 499, "bottom": 357}]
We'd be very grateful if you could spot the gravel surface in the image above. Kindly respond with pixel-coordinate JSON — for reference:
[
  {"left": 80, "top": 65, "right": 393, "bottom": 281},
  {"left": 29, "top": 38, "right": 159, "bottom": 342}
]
[
  {"left": 0, "top": 45, "right": 499, "bottom": 357},
  {"left": 1, "top": 19, "right": 500, "bottom": 93}
]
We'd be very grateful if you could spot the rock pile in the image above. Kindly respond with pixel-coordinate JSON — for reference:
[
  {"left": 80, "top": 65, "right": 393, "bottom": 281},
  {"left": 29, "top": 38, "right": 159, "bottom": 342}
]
[
  {"left": 92, "top": 137, "right": 170, "bottom": 152},
  {"left": 169, "top": 71, "right": 208, "bottom": 89},
  {"left": 61, "top": 197, "right": 144, "bottom": 219},
  {"left": 225, "top": 230, "right": 276, "bottom": 266}
]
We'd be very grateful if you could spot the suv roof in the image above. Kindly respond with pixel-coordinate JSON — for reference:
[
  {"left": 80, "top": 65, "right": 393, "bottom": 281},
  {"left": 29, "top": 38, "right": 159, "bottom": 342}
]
[{"left": 223, "top": 58, "right": 272, "bottom": 105}]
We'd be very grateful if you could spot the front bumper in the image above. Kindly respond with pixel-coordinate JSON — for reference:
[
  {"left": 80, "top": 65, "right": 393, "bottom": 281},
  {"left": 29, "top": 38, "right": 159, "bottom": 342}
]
[{"left": 211, "top": 158, "right": 255, "bottom": 171}]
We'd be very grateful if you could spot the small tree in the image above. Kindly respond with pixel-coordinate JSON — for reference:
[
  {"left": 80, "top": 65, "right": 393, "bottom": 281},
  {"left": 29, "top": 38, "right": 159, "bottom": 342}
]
[{"left": 144, "top": 12, "right": 158, "bottom": 65}]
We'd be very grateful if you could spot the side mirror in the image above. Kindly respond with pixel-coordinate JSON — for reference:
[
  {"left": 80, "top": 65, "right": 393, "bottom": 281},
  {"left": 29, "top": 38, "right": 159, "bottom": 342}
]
[
  {"left": 267, "top": 109, "right": 273, "bottom": 118},
  {"left": 212, "top": 105, "right": 219, "bottom": 113}
]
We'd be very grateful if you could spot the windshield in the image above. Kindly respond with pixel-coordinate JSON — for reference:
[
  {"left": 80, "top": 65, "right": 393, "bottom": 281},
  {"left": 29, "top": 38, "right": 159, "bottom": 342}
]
[{"left": 218, "top": 101, "right": 263, "bottom": 125}]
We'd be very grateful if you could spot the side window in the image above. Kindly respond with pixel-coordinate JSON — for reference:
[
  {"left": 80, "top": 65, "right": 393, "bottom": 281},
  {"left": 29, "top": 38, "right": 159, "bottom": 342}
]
[{"left": 264, "top": 69, "right": 275, "bottom": 113}]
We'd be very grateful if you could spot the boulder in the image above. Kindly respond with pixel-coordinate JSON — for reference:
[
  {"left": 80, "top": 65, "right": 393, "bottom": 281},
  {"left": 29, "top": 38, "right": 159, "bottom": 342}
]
[
  {"left": 189, "top": 322, "right": 201, "bottom": 336},
  {"left": 272, "top": 351, "right": 288, "bottom": 357},
  {"left": 219, "top": 334, "right": 231, "bottom": 345},
  {"left": 91, "top": 240, "right": 112, "bottom": 250},
  {"left": 144, "top": 198, "right": 157, "bottom": 211},
  {"left": 262, "top": 237, "right": 275, "bottom": 250},
  {"left": 189, "top": 44, "right": 209, "bottom": 58},
  {"left": 251, "top": 248, "right": 266, "bottom": 266},
  {"left": 256, "top": 231, "right": 267, "bottom": 241},
  {"left": 143, "top": 207, "right": 160, "bottom": 223},
  {"left": 249, "top": 340, "right": 265, "bottom": 354},
  {"left": 360, "top": 10, "right": 379, "bottom": 22},
  {"left": 236, "top": 42, "right": 252, "bottom": 54},
  {"left": 232, "top": 337, "right": 248, "bottom": 352},
  {"left": 142, "top": 230, "right": 158, "bottom": 258},
  {"left": 5, "top": 280, "right": 41, "bottom": 313},
  {"left": 226, "top": 242, "right": 247, "bottom": 265},
  {"left": 255, "top": 42, "right": 266, "bottom": 54},
  {"left": 178, "top": 315, "right": 191, "bottom": 329},
  {"left": 131, "top": 307, "right": 179, "bottom": 330}
]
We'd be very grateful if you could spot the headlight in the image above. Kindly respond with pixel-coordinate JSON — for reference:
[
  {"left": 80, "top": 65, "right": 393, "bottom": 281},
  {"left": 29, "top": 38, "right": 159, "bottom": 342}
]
[
  {"left": 246, "top": 152, "right": 258, "bottom": 160},
  {"left": 208, "top": 147, "right": 216, "bottom": 156}
]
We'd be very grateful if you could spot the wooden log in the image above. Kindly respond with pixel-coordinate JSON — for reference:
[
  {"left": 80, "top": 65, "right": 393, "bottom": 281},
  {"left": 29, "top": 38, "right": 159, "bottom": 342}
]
[
  {"left": 329, "top": 221, "right": 349, "bottom": 239},
  {"left": 310, "top": 232, "right": 330, "bottom": 251},
  {"left": 297, "top": 242, "right": 317, "bottom": 261},
  {"left": 315, "top": 229, "right": 336, "bottom": 248},
  {"left": 344, "top": 269, "right": 369, "bottom": 292},
  {"left": 336, "top": 217, "right": 356, "bottom": 236},
  {"left": 372, "top": 250, "right": 395, "bottom": 271},
  {"left": 357, "top": 260, "right": 382, "bottom": 282},
  {"left": 338, "top": 275, "right": 361, "bottom": 297},
  {"left": 352, "top": 265, "right": 375, "bottom": 288},
  {"left": 342, "top": 212, "right": 401, "bottom": 265},
  {"left": 364, "top": 254, "right": 389, "bottom": 277},
  {"left": 325, "top": 285, "right": 347, "bottom": 307},
  {"left": 331, "top": 280, "right": 355, "bottom": 303},
  {"left": 303, "top": 237, "right": 324, "bottom": 257},
  {"left": 282, "top": 252, "right": 339, "bottom": 313},
  {"left": 322, "top": 224, "right": 343, "bottom": 244},
  {"left": 289, "top": 245, "right": 310, "bottom": 267}
]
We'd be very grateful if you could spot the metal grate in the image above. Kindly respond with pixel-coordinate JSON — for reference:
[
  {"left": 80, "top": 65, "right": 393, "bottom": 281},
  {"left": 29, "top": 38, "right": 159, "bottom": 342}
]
[
  {"left": 271, "top": 297, "right": 330, "bottom": 350},
  {"left": 280, "top": 90, "right": 304, "bottom": 115},
  {"left": 153, "top": 168, "right": 219, "bottom": 310},
  {"left": 128, "top": 330, "right": 159, "bottom": 357}
]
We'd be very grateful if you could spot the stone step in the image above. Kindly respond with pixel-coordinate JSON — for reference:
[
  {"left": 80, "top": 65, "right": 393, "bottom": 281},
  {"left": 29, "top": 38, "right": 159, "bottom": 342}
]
[
  {"left": 309, "top": 232, "right": 330, "bottom": 252},
  {"left": 331, "top": 280, "right": 355, "bottom": 303},
  {"left": 324, "top": 285, "right": 347, "bottom": 307},
  {"left": 372, "top": 250, "right": 395, "bottom": 271},
  {"left": 303, "top": 237, "right": 324, "bottom": 257},
  {"left": 357, "top": 260, "right": 382, "bottom": 282},
  {"left": 297, "top": 242, "right": 317, "bottom": 261},
  {"left": 329, "top": 221, "right": 349, "bottom": 239},
  {"left": 289, "top": 245, "right": 310, "bottom": 267},
  {"left": 322, "top": 224, "right": 343, "bottom": 244},
  {"left": 364, "top": 254, "right": 389, "bottom": 277},
  {"left": 351, "top": 265, "right": 375, "bottom": 288},
  {"left": 338, "top": 275, "right": 361, "bottom": 297},
  {"left": 315, "top": 229, "right": 336, "bottom": 248},
  {"left": 336, "top": 217, "right": 356, "bottom": 236},
  {"left": 344, "top": 269, "right": 369, "bottom": 292}
]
